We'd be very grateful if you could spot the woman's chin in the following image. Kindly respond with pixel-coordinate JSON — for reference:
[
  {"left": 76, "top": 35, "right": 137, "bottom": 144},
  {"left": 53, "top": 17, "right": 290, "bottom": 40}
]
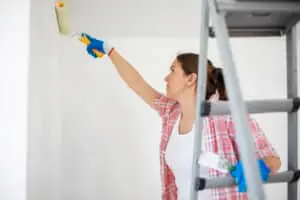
[
  {"left": 165, "top": 91, "right": 171, "bottom": 98},
  {"left": 165, "top": 92, "right": 176, "bottom": 100}
]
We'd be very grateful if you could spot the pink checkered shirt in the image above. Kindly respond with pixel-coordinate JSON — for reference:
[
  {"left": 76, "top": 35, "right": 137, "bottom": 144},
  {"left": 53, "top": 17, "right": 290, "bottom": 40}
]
[{"left": 153, "top": 93, "right": 279, "bottom": 200}]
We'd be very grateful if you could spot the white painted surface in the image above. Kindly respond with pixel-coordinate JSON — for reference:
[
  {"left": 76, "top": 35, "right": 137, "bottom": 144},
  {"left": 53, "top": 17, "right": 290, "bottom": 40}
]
[
  {"left": 1, "top": 0, "right": 300, "bottom": 199},
  {"left": 69, "top": 0, "right": 204, "bottom": 38},
  {"left": 26, "top": 0, "right": 63, "bottom": 199},
  {"left": 0, "top": 1, "right": 30, "bottom": 200}
]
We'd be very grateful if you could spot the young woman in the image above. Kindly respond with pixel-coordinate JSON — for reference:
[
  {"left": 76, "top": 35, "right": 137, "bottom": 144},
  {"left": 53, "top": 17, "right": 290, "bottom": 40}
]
[{"left": 81, "top": 33, "right": 281, "bottom": 200}]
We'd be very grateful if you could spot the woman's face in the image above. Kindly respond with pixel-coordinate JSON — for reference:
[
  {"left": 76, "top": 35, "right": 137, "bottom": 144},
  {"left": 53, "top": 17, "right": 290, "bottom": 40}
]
[{"left": 164, "top": 59, "right": 196, "bottom": 100}]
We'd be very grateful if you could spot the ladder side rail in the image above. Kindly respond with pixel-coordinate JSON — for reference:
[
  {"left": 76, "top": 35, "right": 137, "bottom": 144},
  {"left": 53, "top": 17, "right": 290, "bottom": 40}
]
[
  {"left": 190, "top": 0, "right": 210, "bottom": 199},
  {"left": 208, "top": 0, "right": 265, "bottom": 199},
  {"left": 286, "top": 22, "right": 298, "bottom": 200}
]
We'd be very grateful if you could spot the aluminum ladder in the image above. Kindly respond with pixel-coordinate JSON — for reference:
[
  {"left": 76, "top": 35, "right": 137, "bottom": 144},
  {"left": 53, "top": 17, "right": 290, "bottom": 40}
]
[{"left": 191, "top": 0, "right": 300, "bottom": 199}]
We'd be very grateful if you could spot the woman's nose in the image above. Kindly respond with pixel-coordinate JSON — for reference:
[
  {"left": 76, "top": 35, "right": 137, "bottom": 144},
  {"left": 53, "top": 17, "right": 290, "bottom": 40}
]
[{"left": 164, "top": 76, "right": 168, "bottom": 82}]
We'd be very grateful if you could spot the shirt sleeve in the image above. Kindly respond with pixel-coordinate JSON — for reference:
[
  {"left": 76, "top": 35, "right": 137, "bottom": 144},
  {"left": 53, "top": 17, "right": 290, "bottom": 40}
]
[
  {"left": 153, "top": 93, "right": 177, "bottom": 118},
  {"left": 249, "top": 118, "right": 279, "bottom": 159}
]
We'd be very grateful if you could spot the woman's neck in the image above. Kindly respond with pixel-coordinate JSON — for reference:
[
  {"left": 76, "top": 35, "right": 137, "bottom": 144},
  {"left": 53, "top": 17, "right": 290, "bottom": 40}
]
[{"left": 178, "top": 94, "right": 197, "bottom": 121}]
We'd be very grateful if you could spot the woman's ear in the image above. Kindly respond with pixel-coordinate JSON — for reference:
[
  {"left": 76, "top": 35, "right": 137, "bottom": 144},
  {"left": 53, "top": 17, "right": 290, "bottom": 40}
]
[{"left": 186, "top": 73, "right": 198, "bottom": 87}]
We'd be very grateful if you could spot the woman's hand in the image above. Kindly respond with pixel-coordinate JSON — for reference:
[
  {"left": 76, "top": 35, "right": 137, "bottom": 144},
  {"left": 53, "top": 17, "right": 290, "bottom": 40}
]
[
  {"left": 81, "top": 33, "right": 114, "bottom": 58},
  {"left": 230, "top": 159, "right": 271, "bottom": 192}
]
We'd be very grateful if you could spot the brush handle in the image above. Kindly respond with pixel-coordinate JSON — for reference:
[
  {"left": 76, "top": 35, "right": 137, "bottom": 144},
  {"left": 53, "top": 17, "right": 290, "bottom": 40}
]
[{"left": 79, "top": 35, "right": 104, "bottom": 58}]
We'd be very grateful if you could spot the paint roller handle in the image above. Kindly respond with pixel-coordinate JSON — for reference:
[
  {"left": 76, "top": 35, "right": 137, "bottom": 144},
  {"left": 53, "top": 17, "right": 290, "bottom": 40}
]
[
  {"left": 80, "top": 33, "right": 114, "bottom": 59},
  {"left": 80, "top": 35, "right": 104, "bottom": 58}
]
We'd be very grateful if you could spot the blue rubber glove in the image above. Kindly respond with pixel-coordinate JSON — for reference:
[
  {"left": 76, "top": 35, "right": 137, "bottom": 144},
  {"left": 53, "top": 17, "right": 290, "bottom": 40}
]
[
  {"left": 81, "top": 33, "right": 113, "bottom": 58},
  {"left": 230, "top": 159, "right": 270, "bottom": 192}
]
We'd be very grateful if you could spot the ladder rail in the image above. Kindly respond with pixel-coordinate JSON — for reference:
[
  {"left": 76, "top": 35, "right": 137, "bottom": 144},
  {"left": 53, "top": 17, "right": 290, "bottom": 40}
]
[
  {"left": 207, "top": 0, "right": 265, "bottom": 199},
  {"left": 286, "top": 23, "right": 298, "bottom": 200},
  {"left": 190, "top": 0, "right": 210, "bottom": 198}
]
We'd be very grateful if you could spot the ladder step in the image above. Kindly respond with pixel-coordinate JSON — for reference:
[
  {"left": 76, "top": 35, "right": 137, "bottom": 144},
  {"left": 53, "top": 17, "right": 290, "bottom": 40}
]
[
  {"left": 196, "top": 170, "right": 300, "bottom": 191},
  {"left": 217, "top": 1, "right": 300, "bottom": 13},
  {"left": 209, "top": 27, "right": 284, "bottom": 37},
  {"left": 209, "top": 1, "right": 300, "bottom": 37},
  {"left": 201, "top": 97, "right": 300, "bottom": 116}
]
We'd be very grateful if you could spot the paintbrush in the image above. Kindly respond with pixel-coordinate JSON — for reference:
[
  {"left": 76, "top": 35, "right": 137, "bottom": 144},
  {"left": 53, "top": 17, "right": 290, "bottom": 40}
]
[
  {"left": 54, "top": 1, "right": 104, "bottom": 58},
  {"left": 198, "top": 151, "right": 235, "bottom": 173}
]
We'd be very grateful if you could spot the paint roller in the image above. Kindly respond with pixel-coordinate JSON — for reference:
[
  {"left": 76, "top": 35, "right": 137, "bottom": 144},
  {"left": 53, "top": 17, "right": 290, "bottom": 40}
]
[{"left": 54, "top": 1, "right": 104, "bottom": 58}]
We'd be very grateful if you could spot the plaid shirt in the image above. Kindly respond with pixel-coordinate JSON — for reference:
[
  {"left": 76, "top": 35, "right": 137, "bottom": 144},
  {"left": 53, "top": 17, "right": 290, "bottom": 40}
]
[{"left": 153, "top": 93, "right": 279, "bottom": 200}]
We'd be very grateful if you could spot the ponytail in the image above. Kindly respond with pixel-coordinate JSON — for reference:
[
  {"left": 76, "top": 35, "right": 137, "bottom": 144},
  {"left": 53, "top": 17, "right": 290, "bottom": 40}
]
[{"left": 213, "top": 67, "right": 228, "bottom": 100}]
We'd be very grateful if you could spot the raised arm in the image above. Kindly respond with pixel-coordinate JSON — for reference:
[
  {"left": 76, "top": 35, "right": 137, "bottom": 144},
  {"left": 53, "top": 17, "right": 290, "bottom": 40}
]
[
  {"left": 108, "top": 50, "right": 160, "bottom": 109},
  {"left": 82, "top": 33, "right": 160, "bottom": 110}
]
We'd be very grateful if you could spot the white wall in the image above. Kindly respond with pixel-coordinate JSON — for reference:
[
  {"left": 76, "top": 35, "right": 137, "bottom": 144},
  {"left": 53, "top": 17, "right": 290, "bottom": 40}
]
[
  {"left": 26, "top": 0, "right": 62, "bottom": 199},
  {"left": 0, "top": 1, "right": 62, "bottom": 199},
  {"left": 0, "top": 1, "right": 30, "bottom": 200},
  {"left": 57, "top": 35, "right": 298, "bottom": 200}
]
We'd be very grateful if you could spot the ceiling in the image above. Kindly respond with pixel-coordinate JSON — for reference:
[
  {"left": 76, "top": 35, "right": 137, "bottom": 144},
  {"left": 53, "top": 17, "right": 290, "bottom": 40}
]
[
  {"left": 67, "top": 0, "right": 300, "bottom": 38},
  {"left": 69, "top": 0, "right": 205, "bottom": 38}
]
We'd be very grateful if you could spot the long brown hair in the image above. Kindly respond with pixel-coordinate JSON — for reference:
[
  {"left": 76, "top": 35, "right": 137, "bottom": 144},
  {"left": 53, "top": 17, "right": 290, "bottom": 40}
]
[{"left": 176, "top": 53, "right": 228, "bottom": 101}]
